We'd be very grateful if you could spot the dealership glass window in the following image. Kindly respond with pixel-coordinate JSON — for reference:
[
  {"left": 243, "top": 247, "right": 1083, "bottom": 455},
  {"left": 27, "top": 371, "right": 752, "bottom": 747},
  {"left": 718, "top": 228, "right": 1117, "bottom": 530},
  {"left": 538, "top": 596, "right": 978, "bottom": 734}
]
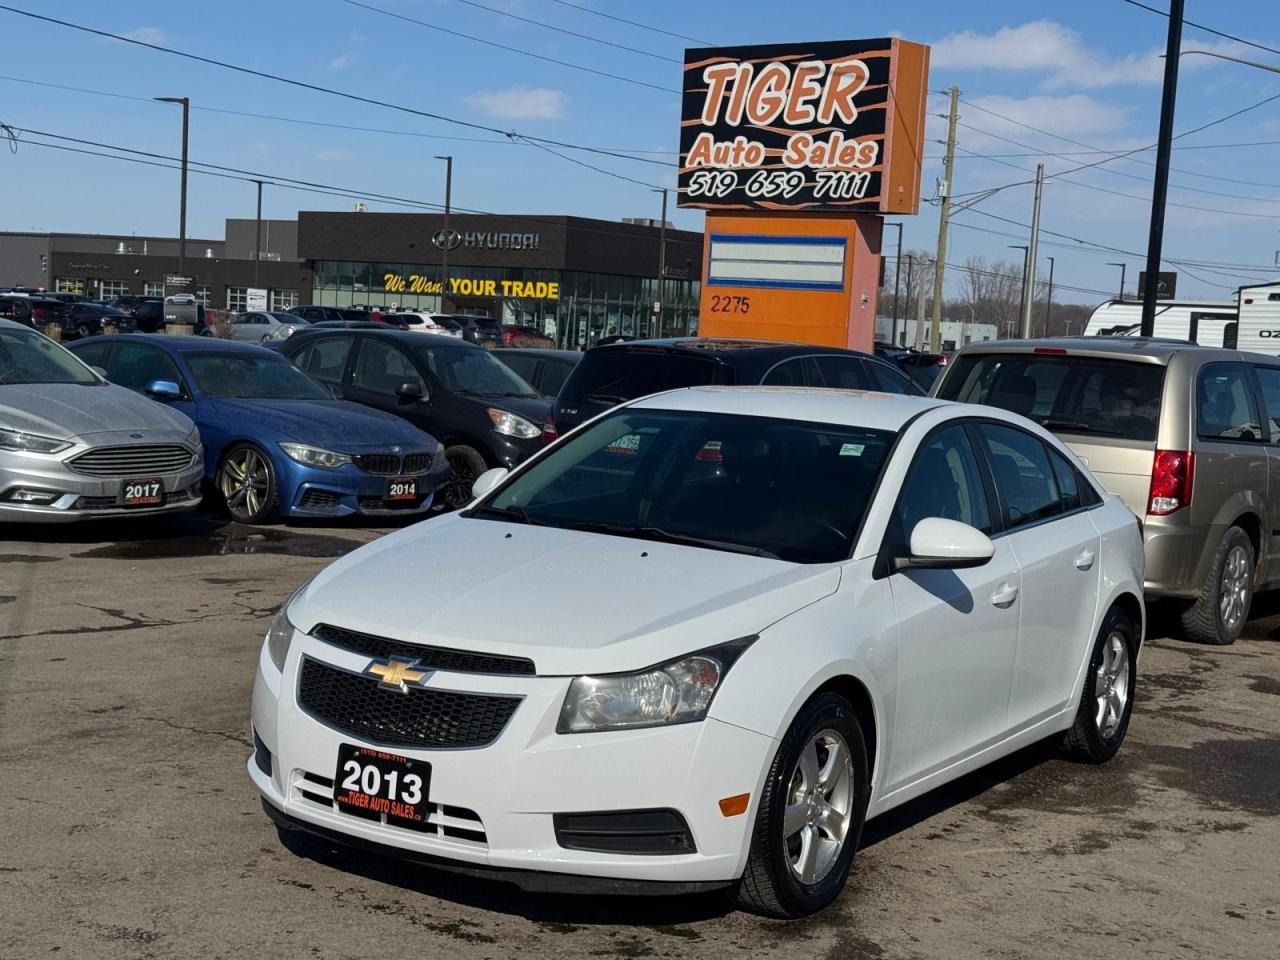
[
  {"left": 194, "top": 286, "right": 212, "bottom": 306},
  {"left": 100, "top": 279, "right": 128, "bottom": 300},
  {"left": 55, "top": 278, "right": 85, "bottom": 294},
  {"left": 226, "top": 286, "right": 248, "bottom": 312},
  {"left": 270, "top": 289, "right": 298, "bottom": 311},
  {"left": 143, "top": 281, "right": 164, "bottom": 298}
]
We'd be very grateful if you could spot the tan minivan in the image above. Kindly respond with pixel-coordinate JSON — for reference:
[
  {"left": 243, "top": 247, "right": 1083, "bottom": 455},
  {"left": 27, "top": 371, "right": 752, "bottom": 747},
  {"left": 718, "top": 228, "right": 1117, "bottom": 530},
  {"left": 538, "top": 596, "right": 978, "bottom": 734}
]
[{"left": 935, "top": 337, "right": 1280, "bottom": 645}]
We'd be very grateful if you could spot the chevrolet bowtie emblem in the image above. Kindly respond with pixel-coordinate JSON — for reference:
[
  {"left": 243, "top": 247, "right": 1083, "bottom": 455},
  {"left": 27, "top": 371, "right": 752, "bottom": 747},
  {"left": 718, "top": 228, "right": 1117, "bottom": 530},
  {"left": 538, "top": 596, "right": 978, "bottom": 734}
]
[{"left": 364, "top": 657, "right": 429, "bottom": 693}]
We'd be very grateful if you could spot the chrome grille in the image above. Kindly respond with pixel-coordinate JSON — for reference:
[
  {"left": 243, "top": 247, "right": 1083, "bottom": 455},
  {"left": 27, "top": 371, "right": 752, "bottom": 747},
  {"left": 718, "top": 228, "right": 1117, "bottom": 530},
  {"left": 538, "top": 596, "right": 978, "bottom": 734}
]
[{"left": 69, "top": 444, "right": 194, "bottom": 478}]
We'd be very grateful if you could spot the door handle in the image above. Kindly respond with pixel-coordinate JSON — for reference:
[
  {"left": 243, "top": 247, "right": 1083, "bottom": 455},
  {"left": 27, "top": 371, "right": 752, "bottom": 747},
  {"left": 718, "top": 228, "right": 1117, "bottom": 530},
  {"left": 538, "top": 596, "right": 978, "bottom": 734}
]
[
  {"left": 1074, "top": 549, "right": 1096, "bottom": 571},
  {"left": 991, "top": 582, "right": 1019, "bottom": 607}
]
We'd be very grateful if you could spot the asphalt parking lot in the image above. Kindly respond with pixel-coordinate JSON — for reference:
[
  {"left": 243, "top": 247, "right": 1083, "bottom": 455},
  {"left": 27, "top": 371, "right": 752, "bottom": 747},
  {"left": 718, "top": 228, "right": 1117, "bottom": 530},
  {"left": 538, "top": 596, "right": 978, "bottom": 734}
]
[{"left": 1, "top": 513, "right": 1277, "bottom": 960}]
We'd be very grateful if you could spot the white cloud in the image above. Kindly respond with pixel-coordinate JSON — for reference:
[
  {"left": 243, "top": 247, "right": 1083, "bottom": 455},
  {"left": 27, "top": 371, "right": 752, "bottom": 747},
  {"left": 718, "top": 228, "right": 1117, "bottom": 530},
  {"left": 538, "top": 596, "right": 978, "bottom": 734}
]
[
  {"left": 466, "top": 86, "right": 566, "bottom": 121},
  {"left": 317, "top": 148, "right": 348, "bottom": 162},
  {"left": 122, "top": 26, "right": 166, "bottom": 45},
  {"left": 964, "top": 94, "right": 1131, "bottom": 139},
  {"left": 329, "top": 51, "right": 357, "bottom": 70},
  {"left": 931, "top": 20, "right": 1256, "bottom": 89}
]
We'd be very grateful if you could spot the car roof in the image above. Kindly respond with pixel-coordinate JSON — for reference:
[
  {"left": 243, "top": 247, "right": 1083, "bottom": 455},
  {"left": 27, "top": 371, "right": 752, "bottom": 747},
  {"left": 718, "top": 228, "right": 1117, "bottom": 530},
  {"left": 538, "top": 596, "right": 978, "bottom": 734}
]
[
  {"left": 290, "top": 327, "right": 482, "bottom": 349},
  {"left": 633, "top": 385, "right": 945, "bottom": 431},
  {"left": 70, "top": 334, "right": 284, "bottom": 355},
  {"left": 587, "top": 337, "right": 872, "bottom": 362},
  {"left": 492, "top": 347, "right": 581, "bottom": 361},
  {"left": 952, "top": 335, "right": 1245, "bottom": 364}
]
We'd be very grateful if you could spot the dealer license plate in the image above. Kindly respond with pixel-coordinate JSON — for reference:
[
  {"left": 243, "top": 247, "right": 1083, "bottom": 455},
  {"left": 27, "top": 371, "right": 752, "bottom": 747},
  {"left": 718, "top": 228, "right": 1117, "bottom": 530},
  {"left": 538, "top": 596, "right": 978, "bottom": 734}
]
[
  {"left": 121, "top": 478, "right": 163, "bottom": 507},
  {"left": 387, "top": 477, "right": 417, "bottom": 501},
  {"left": 333, "top": 744, "right": 430, "bottom": 828}
]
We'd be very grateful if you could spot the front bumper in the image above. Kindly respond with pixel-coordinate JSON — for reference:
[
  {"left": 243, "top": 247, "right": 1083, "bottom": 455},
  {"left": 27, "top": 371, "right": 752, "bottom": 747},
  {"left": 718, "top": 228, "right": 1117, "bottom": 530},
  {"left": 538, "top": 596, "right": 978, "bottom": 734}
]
[
  {"left": 250, "top": 633, "right": 774, "bottom": 885},
  {"left": 0, "top": 450, "right": 203, "bottom": 523},
  {"left": 283, "top": 459, "right": 452, "bottom": 519}
]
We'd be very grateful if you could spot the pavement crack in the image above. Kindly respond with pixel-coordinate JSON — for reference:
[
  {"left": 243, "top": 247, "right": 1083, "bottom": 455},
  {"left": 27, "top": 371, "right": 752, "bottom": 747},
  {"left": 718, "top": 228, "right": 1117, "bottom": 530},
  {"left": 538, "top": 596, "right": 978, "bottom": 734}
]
[{"left": 138, "top": 716, "right": 252, "bottom": 749}]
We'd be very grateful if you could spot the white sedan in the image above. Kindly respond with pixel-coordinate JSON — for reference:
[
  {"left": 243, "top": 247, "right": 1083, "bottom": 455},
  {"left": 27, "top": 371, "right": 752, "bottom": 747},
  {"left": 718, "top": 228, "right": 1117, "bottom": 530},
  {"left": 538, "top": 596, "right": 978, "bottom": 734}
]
[{"left": 249, "top": 387, "right": 1144, "bottom": 918}]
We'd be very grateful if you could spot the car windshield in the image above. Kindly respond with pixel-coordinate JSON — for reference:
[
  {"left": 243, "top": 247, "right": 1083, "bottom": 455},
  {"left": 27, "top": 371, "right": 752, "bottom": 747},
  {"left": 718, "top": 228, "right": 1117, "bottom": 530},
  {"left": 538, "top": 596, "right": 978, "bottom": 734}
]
[
  {"left": 477, "top": 409, "right": 895, "bottom": 563},
  {"left": 938, "top": 353, "right": 1166, "bottom": 442},
  {"left": 414, "top": 344, "right": 539, "bottom": 397},
  {"left": 186, "top": 352, "right": 330, "bottom": 400},
  {"left": 0, "top": 327, "right": 100, "bottom": 385},
  {"left": 269, "top": 313, "right": 298, "bottom": 323}
]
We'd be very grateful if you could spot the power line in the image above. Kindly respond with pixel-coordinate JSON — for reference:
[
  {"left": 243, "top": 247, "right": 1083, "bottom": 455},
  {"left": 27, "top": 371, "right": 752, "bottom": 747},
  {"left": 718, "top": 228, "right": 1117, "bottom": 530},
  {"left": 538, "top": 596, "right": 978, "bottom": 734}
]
[
  {"left": 340, "top": 0, "right": 678, "bottom": 93},
  {"left": 547, "top": 0, "right": 715, "bottom": 46},
  {"left": 443, "top": 0, "right": 679, "bottom": 63},
  {"left": 0, "top": 74, "right": 679, "bottom": 162},
  {"left": 1118, "top": 0, "right": 1280, "bottom": 60},
  {"left": 938, "top": 140, "right": 1280, "bottom": 159},
  {"left": 0, "top": 3, "right": 674, "bottom": 182}
]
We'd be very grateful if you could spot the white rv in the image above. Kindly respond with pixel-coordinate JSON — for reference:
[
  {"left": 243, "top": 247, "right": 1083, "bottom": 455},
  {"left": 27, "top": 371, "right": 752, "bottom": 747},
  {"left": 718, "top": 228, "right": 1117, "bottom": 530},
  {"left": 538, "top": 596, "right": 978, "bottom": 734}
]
[
  {"left": 1084, "top": 298, "right": 1239, "bottom": 346},
  {"left": 1235, "top": 281, "right": 1280, "bottom": 355}
]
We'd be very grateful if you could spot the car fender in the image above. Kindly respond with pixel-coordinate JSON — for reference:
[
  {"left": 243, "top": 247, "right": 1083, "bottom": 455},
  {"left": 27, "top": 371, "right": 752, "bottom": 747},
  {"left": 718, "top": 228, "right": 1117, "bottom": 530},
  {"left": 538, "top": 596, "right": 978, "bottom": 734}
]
[{"left": 1072, "top": 501, "right": 1147, "bottom": 701}]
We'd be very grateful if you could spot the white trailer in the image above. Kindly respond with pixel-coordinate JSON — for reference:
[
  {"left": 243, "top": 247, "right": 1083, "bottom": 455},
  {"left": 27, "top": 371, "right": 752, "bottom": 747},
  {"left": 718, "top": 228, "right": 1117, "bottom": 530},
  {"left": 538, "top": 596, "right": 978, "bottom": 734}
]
[
  {"left": 1235, "top": 282, "right": 1280, "bottom": 355},
  {"left": 1083, "top": 298, "right": 1239, "bottom": 346}
]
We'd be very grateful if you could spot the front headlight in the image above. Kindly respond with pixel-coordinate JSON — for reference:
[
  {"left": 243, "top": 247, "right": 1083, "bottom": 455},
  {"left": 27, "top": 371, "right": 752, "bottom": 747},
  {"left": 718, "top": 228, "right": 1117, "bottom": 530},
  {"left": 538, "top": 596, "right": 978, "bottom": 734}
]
[
  {"left": 487, "top": 408, "right": 540, "bottom": 440},
  {"left": 557, "top": 638, "right": 755, "bottom": 734},
  {"left": 279, "top": 442, "right": 352, "bottom": 469},
  {"left": 265, "top": 580, "right": 310, "bottom": 671},
  {"left": 0, "top": 427, "right": 72, "bottom": 455}
]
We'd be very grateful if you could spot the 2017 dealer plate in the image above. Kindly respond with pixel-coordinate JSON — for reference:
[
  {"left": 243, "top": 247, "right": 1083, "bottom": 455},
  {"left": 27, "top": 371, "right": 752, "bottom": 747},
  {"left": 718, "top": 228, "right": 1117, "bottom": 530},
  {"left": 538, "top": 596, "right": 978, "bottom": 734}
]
[
  {"left": 333, "top": 744, "right": 430, "bottom": 828},
  {"left": 121, "top": 478, "right": 163, "bottom": 507}
]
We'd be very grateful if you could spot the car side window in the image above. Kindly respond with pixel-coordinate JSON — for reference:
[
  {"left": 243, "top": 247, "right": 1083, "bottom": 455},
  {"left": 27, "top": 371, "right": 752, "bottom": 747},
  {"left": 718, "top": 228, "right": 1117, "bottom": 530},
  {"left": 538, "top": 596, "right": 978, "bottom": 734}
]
[
  {"left": 866, "top": 359, "right": 922, "bottom": 396},
  {"left": 107, "top": 342, "right": 184, "bottom": 394},
  {"left": 540, "top": 359, "right": 573, "bottom": 397},
  {"left": 352, "top": 340, "right": 418, "bottom": 396},
  {"left": 1249, "top": 365, "right": 1280, "bottom": 443},
  {"left": 814, "top": 355, "right": 871, "bottom": 390},
  {"left": 499, "top": 353, "right": 540, "bottom": 385},
  {"left": 896, "top": 425, "right": 991, "bottom": 541},
  {"left": 72, "top": 341, "right": 111, "bottom": 368},
  {"left": 761, "top": 357, "right": 817, "bottom": 387},
  {"left": 1197, "top": 362, "right": 1262, "bottom": 442},
  {"left": 1047, "top": 447, "right": 1084, "bottom": 512},
  {"left": 978, "top": 423, "right": 1063, "bottom": 530},
  {"left": 304, "top": 336, "right": 353, "bottom": 382}
]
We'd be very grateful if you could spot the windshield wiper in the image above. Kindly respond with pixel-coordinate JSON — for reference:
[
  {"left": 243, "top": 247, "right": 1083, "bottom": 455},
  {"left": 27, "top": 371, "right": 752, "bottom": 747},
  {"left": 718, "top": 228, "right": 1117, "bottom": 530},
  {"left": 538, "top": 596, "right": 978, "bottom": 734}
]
[
  {"left": 558, "top": 519, "right": 781, "bottom": 559},
  {"left": 467, "top": 504, "right": 550, "bottom": 526},
  {"left": 482, "top": 390, "right": 540, "bottom": 399},
  {"left": 1038, "top": 418, "right": 1122, "bottom": 436},
  {"left": 583, "top": 393, "right": 627, "bottom": 405}
]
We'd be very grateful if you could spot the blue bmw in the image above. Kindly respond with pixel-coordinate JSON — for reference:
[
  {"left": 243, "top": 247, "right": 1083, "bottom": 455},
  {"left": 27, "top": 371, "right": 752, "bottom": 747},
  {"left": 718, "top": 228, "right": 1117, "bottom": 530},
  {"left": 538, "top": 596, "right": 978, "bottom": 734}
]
[{"left": 67, "top": 336, "right": 450, "bottom": 523}]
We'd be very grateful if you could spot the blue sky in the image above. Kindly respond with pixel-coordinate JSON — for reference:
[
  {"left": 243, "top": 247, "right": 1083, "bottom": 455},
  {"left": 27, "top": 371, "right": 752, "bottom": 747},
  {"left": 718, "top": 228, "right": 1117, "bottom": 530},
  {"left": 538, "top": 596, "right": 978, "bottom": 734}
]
[{"left": 1, "top": 0, "right": 1278, "bottom": 304}]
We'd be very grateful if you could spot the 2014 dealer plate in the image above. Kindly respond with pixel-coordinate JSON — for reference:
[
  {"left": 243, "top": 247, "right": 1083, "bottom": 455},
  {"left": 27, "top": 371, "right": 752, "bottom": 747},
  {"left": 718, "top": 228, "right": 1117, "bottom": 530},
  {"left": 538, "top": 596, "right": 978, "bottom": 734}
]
[
  {"left": 387, "top": 477, "right": 417, "bottom": 501},
  {"left": 333, "top": 743, "right": 430, "bottom": 828}
]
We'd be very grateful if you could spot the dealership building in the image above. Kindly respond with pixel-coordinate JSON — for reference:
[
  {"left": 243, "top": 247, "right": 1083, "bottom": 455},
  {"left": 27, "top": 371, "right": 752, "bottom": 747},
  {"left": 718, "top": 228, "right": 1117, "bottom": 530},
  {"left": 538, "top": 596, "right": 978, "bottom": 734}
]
[
  {"left": 1, "top": 212, "right": 702, "bottom": 348},
  {"left": 296, "top": 211, "right": 702, "bottom": 348}
]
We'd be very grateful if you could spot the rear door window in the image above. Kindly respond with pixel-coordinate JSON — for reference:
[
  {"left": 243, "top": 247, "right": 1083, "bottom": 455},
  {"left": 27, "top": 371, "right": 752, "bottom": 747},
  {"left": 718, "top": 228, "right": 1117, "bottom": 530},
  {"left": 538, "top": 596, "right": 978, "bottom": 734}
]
[
  {"left": 939, "top": 353, "right": 1165, "bottom": 442},
  {"left": 1197, "top": 362, "right": 1263, "bottom": 442},
  {"left": 813, "top": 355, "right": 871, "bottom": 390},
  {"left": 977, "top": 423, "right": 1063, "bottom": 530},
  {"left": 303, "top": 336, "right": 353, "bottom": 382},
  {"left": 761, "top": 357, "right": 821, "bottom": 387},
  {"left": 866, "top": 358, "right": 923, "bottom": 396},
  {"left": 1250, "top": 365, "right": 1280, "bottom": 443}
]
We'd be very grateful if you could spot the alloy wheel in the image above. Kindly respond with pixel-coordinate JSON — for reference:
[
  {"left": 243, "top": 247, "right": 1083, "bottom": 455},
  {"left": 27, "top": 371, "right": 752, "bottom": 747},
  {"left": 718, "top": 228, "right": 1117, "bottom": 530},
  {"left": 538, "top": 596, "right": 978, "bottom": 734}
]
[
  {"left": 443, "top": 452, "right": 478, "bottom": 510},
  {"left": 1219, "top": 543, "right": 1251, "bottom": 633},
  {"left": 1094, "top": 631, "right": 1130, "bottom": 739},
  {"left": 783, "top": 729, "right": 855, "bottom": 885},
  {"left": 220, "top": 447, "right": 270, "bottom": 521}
]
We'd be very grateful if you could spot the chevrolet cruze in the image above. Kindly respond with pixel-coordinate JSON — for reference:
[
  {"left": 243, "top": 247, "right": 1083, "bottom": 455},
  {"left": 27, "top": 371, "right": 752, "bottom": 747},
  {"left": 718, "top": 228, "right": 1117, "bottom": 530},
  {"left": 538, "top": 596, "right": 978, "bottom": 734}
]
[{"left": 250, "top": 386, "right": 1144, "bottom": 917}]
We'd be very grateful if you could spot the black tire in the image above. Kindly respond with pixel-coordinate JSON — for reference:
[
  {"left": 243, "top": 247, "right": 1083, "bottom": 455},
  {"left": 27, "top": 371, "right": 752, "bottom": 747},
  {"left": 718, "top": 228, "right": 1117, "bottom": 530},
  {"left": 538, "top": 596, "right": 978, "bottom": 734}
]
[
  {"left": 217, "top": 443, "right": 279, "bottom": 524},
  {"left": 1180, "top": 525, "right": 1254, "bottom": 645},
  {"left": 76, "top": 322, "right": 92, "bottom": 339},
  {"left": 733, "top": 692, "right": 869, "bottom": 919},
  {"left": 440, "top": 444, "right": 488, "bottom": 511},
  {"left": 1062, "top": 605, "right": 1138, "bottom": 763}
]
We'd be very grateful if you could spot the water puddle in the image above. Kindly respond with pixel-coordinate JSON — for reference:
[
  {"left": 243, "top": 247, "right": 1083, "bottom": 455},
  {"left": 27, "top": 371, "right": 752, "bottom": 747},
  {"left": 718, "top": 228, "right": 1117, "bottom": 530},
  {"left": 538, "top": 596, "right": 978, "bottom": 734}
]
[{"left": 71, "top": 525, "right": 359, "bottom": 560}]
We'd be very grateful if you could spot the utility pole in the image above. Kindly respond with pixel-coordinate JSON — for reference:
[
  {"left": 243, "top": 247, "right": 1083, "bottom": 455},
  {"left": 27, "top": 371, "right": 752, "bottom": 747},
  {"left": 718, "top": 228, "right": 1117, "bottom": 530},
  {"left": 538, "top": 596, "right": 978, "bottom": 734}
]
[
  {"left": 1141, "top": 0, "right": 1184, "bottom": 337},
  {"left": 930, "top": 86, "right": 961, "bottom": 353},
  {"left": 1021, "top": 163, "right": 1044, "bottom": 339},
  {"left": 252, "top": 179, "right": 263, "bottom": 288},
  {"left": 1043, "top": 256, "right": 1055, "bottom": 336},
  {"left": 1107, "top": 262, "right": 1127, "bottom": 301},
  {"left": 1009, "top": 244, "right": 1028, "bottom": 335},
  {"left": 154, "top": 96, "right": 189, "bottom": 283},
  {"left": 435, "top": 155, "right": 453, "bottom": 311},
  {"left": 886, "top": 222, "right": 903, "bottom": 347},
  {"left": 653, "top": 188, "right": 669, "bottom": 339}
]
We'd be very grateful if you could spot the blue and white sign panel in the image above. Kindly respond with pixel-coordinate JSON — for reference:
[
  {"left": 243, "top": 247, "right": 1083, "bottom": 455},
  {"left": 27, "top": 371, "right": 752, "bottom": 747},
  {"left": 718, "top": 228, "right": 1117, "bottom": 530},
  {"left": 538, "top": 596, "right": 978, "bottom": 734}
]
[{"left": 707, "top": 234, "right": 847, "bottom": 291}]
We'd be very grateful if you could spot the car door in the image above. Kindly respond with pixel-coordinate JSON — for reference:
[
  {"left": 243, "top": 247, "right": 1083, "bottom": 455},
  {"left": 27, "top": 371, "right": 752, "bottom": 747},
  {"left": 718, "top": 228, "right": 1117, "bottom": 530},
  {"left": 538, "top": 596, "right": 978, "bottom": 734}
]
[
  {"left": 1246, "top": 363, "right": 1280, "bottom": 579},
  {"left": 294, "top": 335, "right": 354, "bottom": 391},
  {"left": 103, "top": 341, "right": 194, "bottom": 416},
  {"left": 975, "top": 421, "right": 1101, "bottom": 729},
  {"left": 883, "top": 422, "right": 1021, "bottom": 793},
  {"left": 346, "top": 338, "right": 425, "bottom": 420},
  {"left": 230, "top": 314, "right": 257, "bottom": 341}
]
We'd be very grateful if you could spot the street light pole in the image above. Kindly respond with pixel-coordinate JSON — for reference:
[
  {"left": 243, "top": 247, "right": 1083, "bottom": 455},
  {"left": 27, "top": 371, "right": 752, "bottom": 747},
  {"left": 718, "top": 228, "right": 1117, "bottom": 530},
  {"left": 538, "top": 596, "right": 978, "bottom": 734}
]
[
  {"left": 252, "top": 179, "right": 263, "bottom": 288},
  {"left": 1044, "top": 256, "right": 1056, "bottom": 336},
  {"left": 886, "top": 222, "right": 903, "bottom": 347},
  {"left": 1107, "top": 262, "right": 1128, "bottom": 301},
  {"left": 652, "top": 188, "right": 669, "bottom": 339},
  {"left": 154, "top": 96, "right": 189, "bottom": 284},
  {"left": 1140, "top": 0, "right": 1185, "bottom": 337},
  {"left": 434, "top": 155, "right": 453, "bottom": 311}
]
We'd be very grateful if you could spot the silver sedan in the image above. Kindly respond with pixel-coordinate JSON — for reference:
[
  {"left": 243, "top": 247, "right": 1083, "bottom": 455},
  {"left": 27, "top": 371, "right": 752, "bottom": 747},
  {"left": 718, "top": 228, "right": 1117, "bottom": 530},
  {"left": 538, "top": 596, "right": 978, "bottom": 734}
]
[
  {"left": 229, "top": 312, "right": 309, "bottom": 343},
  {"left": 0, "top": 319, "right": 204, "bottom": 522}
]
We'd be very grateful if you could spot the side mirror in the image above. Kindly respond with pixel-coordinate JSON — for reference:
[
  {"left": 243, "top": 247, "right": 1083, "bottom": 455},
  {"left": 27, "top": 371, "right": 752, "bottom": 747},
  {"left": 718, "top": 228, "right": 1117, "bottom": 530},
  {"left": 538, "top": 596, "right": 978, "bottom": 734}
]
[
  {"left": 895, "top": 517, "right": 995, "bottom": 571},
  {"left": 396, "top": 380, "right": 427, "bottom": 402},
  {"left": 145, "top": 379, "right": 182, "bottom": 400},
  {"left": 471, "top": 466, "right": 509, "bottom": 500}
]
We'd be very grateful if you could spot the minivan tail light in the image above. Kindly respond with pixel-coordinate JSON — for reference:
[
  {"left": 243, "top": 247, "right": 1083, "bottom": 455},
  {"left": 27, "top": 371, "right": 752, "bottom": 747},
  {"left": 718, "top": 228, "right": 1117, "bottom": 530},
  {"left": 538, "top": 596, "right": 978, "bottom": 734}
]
[
  {"left": 541, "top": 417, "right": 558, "bottom": 445},
  {"left": 1148, "top": 449, "right": 1194, "bottom": 516}
]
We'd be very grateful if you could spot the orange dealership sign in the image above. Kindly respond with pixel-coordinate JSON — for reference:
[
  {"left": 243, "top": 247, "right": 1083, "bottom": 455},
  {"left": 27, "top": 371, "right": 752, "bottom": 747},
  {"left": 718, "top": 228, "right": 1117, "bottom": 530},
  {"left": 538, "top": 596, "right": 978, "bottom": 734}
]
[{"left": 679, "top": 38, "right": 930, "bottom": 215}]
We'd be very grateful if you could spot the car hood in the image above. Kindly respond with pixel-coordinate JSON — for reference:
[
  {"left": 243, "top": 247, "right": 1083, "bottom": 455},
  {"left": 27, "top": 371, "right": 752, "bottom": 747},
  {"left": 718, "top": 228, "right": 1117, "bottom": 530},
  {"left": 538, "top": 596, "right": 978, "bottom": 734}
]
[
  {"left": 291, "top": 513, "right": 841, "bottom": 675},
  {"left": 0, "top": 382, "right": 194, "bottom": 440},
  {"left": 202, "top": 398, "right": 436, "bottom": 450}
]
